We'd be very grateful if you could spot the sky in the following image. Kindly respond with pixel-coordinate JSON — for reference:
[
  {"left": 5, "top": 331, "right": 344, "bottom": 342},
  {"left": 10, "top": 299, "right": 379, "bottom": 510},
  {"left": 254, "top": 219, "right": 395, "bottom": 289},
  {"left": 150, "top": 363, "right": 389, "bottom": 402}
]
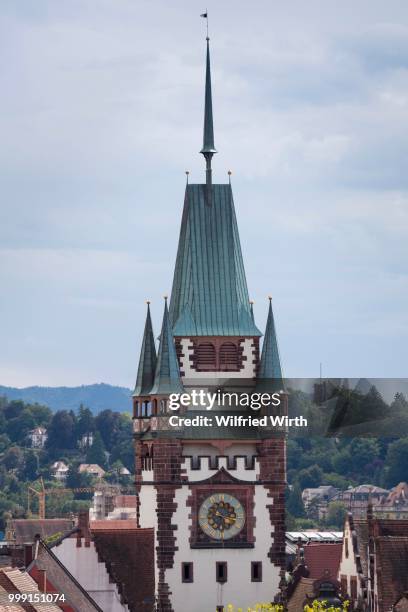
[{"left": 1, "top": 0, "right": 408, "bottom": 388}]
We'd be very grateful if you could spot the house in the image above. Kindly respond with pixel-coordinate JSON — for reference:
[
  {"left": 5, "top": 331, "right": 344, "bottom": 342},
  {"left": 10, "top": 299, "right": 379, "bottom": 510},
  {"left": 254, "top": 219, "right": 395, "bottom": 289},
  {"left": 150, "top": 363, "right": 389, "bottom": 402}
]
[
  {"left": 340, "top": 484, "right": 389, "bottom": 517},
  {"left": 302, "top": 485, "right": 339, "bottom": 509},
  {"left": 0, "top": 565, "right": 63, "bottom": 611},
  {"left": 287, "top": 542, "right": 343, "bottom": 611},
  {"left": 106, "top": 496, "right": 137, "bottom": 520},
  {"left": 27, "top": 537, "right": 102, "bottom": 612},
  {"left": 49, "top": 511, "right": 154, "bottom": 612},
  {"left": 51, "top": 461, "right": 69, "bottom": 481},
  {"left": 28, "top": 427, "right": 48, "bottom": 449},
  {"left": 78, "top": 464, "right": 105, "bottom": 479},
  {"left": 5, "top": 519, "right": 74, "bottom": 547},
  {"left": 338, "top": 505, "right": 408, "bottom": 611},
  {"left": 376, "top": 482, "right": 408, "bottom": 519},
  {"left": 302, "top": 485, "right": 340, "bottom": 518}
]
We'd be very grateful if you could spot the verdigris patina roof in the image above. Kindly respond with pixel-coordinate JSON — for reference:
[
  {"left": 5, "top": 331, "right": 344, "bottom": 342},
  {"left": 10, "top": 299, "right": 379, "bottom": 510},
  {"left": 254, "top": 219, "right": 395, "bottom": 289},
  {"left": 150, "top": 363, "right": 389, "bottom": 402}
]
[
  {"left": 169, "top": 183, "right": 261, "bottom": 337},
  {"left": 150, "top": 299, "right": 183, "bottom": 395},
  {"left": 257, "top": 298, "right": 283, "bottom": 384},
  {"left": 133, "top": 303, "right": 157, "bottom": 397}
]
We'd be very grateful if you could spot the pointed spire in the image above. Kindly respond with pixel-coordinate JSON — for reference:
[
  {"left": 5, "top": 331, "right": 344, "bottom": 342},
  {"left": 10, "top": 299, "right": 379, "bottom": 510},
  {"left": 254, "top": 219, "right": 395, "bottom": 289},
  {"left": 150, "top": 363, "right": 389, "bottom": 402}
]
[
  {"left": 200, "top": 37, "right": 217, "bottom": 202},
  {"left": 150, "top": 297, "right": 183, "bottom": 395},
  {"left": 133, "top": 302, "right": 157, "bottom": 397},
  {"left": 258, "top": 297, "right": 283, "bottom": 385}
]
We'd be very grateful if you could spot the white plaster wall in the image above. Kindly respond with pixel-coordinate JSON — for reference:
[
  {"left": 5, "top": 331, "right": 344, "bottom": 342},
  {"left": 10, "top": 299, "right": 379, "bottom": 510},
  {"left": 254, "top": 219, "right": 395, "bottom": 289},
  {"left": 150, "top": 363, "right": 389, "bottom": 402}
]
[
  {"left": 180, "top": 338, "right": 256, "bottom": 380},
  {"left": 182, "top": 443, "right": 257, "bottom": 457},
  {"left": 139, "top": 485, "right": 159, "bottom": 592},
  {"left": 337, "top": 520, "right": 363, "bottom": 599},
  {"left": 53, "top": 538, "right": 128, "bottom": 612},
  {"left": 166, "top": 485, "right": 280, "bottom": 612},
  {"left": 182, "top": 456, "right": 259, "bottom": 482}
]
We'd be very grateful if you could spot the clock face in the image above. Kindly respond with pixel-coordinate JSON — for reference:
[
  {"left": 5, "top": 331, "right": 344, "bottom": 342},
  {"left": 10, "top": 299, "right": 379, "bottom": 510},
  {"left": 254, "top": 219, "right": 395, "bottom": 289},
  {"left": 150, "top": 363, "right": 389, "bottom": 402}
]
[{"left": 198, "top": 493, "right": 245, "bottom": 540}]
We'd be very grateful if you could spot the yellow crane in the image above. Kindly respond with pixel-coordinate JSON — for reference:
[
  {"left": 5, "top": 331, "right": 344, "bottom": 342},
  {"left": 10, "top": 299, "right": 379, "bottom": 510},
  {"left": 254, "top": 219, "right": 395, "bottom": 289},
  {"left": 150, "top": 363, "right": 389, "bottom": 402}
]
[{"left": 27, "top": 480, "right": 133, "bottom": 519}]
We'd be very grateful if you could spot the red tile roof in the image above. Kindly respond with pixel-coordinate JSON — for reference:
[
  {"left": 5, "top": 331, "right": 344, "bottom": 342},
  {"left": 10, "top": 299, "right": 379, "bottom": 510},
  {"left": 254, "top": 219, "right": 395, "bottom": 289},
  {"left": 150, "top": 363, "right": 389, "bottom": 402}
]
[
  {"left": 91, "top": 527, "right": 154, "bottom": 612},
  {"left": 114, "top": 495, "right": 137, "bottom": 508},
  {"left": 304, "top": 542, "right": 342, "bottom": 579},
  {"left": 375, "top": 536, "right": 408, "bottom": 611}
]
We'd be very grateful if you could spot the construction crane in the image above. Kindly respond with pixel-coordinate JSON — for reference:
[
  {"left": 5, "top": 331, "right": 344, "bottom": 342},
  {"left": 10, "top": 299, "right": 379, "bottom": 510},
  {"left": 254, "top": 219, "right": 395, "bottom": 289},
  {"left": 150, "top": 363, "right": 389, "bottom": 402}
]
[{"left": 27, "top": 480, "right": 134, "bottom": 520}]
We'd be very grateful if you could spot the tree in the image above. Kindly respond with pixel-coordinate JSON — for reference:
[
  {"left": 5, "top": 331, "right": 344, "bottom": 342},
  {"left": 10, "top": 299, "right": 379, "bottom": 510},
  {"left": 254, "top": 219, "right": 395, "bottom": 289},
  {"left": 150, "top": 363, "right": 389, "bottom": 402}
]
[
  {"left": 297, "top": 465, "right": 324, "bottom": 489},
  {"left": 0, "top": 434, "right": 11, "bottom": 453},
  {"left": 2, "top": 446, "right": 24, "bottom": 470},
  {"left": 23, "top": 450, "right": 40, "bottom": 481},
  {"left": 324, "top": 501, "right": 347, "bottom": 529},
  {"left": 349, "top": 438, "right": 380, "bottom": 474},
  {"left": 286, "top": 484, "right": 305, "bottom": 517},
  {"left": 86, "top": 432, "right": 107, "bottom": 469},
  {"left": 75, "top": 405, "right": 95, "bottom": 438},
  {"left": 6, "top": 409, "right": 36, "bottom": 444},
  {"left": 384, "top": 437, "right": 408, "bottom": 487},
  {"left": 66, "top": 463, "right": 93, "bottom": 489},
  {"left": 46, "top": 411, "right": 76, "bottom": 452}
]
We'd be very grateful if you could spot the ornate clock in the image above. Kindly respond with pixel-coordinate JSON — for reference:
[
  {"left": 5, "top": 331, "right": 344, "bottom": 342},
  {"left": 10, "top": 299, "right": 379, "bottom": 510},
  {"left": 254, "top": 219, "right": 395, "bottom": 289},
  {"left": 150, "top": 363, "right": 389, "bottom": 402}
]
[{"left": 198, "top": 493, "right": 245, "bottom": 541}]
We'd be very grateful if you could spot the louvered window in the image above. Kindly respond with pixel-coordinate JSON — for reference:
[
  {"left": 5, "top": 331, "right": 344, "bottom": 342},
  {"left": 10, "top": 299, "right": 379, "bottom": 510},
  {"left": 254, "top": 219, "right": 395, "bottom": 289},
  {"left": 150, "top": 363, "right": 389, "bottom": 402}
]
[
  {"left": 196, "top": 343, "right": 216, "bottom": 370},
  {"left": 219, "top": 342, "right": 239, "bottom": 371}
]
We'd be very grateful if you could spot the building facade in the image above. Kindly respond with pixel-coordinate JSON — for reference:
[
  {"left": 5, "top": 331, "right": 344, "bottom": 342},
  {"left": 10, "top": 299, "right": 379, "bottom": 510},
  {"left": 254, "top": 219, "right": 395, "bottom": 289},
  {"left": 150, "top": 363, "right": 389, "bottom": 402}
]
[{"left": 133, "top": 37, "right": 286, "bottom": 611}]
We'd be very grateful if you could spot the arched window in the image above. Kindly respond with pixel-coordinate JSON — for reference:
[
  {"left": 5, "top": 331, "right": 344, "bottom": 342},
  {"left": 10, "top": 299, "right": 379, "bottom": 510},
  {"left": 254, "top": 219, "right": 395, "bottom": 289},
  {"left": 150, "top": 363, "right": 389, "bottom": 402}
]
[
  {"left": 195, "top": 343, "right": 216, "bottom": 370},
  {"left": 219, "top": 342, "right": 239, "bottom": 371},
  {"left": 159, "top": 399, "right": 167, "bottom": 414},
  {"left": 142, "top": 401, "right": 152, "bottom": 417}
]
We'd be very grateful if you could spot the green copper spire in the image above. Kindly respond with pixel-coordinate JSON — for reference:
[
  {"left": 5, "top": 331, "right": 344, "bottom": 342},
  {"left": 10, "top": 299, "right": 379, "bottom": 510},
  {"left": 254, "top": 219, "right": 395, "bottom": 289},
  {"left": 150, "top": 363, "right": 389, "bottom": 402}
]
[
  {"left": 169, "top": 184, "right": 262, "bottom": 337},
  {"left": 200, "top": 38, "right": 217, "bottom": 200},
  {"left": 150, "top": 298, "right": 183, "bottom": 395},
  {"left": 258, "top": 298, "right": 283, "bottom": 382},
  {"left": 133, "top": 302, "right": 157, "bottom": 397}
]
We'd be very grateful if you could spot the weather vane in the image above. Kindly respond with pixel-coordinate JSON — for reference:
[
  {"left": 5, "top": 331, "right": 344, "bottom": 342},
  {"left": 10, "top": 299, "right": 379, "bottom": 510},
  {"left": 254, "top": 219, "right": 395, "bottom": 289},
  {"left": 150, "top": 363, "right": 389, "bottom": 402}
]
[{"left": 200, "top": 10, "right": 209, "bottom": 39}]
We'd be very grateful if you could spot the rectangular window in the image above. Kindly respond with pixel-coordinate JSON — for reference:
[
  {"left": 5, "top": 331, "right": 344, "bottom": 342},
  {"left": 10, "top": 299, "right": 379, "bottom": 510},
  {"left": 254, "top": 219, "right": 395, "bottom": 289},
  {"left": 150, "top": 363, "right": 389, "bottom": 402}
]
[
  {"left": 216, "top": 562, "right": 227, "bottom": 583},
  {"left": 251, "top": 561, "right": 262, "bottom": 582},
  {"left": 340, "top": 575, "right": 348, "bottom": 594},
  {"left": 181, "top": 562, "right": 193, "bottom": 583},
  {"left": 350, "top": 576, "right": 357, "bottom": 600}
]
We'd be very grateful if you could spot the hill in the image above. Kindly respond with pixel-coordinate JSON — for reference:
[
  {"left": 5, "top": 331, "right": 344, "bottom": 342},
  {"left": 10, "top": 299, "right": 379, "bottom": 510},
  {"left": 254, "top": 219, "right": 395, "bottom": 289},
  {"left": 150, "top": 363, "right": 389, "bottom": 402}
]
[{"left": 0, "top": 383, "right": 132, "bottom": 414}]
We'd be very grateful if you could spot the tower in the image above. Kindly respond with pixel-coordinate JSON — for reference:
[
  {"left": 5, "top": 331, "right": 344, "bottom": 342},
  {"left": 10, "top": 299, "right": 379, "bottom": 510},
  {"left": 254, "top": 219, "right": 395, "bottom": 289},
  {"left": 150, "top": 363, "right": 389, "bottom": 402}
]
[{"left": 133, "top": 34, "right": 286, "bottom": 612}]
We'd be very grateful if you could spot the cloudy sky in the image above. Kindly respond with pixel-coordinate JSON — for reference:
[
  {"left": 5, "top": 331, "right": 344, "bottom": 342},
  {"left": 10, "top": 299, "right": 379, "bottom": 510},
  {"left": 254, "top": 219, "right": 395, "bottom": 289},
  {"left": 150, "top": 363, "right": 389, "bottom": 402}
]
[{"left": 1, "top": 0, "right": 408, "bottom": 388}]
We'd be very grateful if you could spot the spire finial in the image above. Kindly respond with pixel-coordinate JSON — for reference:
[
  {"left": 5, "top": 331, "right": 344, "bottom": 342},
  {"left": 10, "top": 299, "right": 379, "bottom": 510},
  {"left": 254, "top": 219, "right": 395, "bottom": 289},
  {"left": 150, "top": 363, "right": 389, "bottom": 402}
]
[{"left": 200, "top": 18, "right": 217, "bottom": 203}]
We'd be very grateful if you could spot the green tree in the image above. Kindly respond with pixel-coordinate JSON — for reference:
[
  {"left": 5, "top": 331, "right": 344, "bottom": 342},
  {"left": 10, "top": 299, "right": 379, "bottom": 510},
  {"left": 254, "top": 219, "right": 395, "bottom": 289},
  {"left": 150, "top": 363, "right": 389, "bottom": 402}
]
[
  {"left": 2, "top": 446, "right": 24, "bottom": 470},
  {"left": 349, "top": 438, "right": 380, "bottom": 473},
  {"left": 24, "top": 450, "right": 40, "bottom": 481},
  {"left": 46, "top": 411, "right": 76, "bottom": 453},
  {"left": 384, "top": 437, "right": 408, "bottom": 487},
  {"left": 0, "top": 434, "right": 11, "bottom": 453},
  {"left": 75, "top": 405, "right": 95, "bottom": 438},
  {"left": 86, "top": 432, "right": 107, "bottom": 469},
  {"left": 6, "top": 409, "right": 36, "bottom": 444},
  {"left": 286, "top": 484, "right": 305, "bottom": 517},
  {"left": 297, "top": 464, "right": 324, "bottom": 489},
  {"left": 324, "top": 501, "right": 347, "bottom": 529}
]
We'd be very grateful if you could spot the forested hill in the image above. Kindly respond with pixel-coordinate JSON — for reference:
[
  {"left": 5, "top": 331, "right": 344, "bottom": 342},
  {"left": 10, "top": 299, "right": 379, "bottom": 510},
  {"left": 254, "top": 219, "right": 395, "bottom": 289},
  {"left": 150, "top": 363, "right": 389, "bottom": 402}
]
[{"left": 0, "top": 383, "right": 132, "bottom": 414}]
